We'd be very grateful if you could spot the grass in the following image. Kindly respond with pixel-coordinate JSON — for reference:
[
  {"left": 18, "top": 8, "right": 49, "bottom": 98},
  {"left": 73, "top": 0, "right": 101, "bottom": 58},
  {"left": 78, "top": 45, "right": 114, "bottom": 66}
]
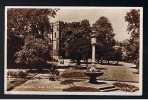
[
  {"left": 61, "top": 69, "right": 86, "bottom": 78},
  {"left": 61, "top": 64, "right": 138, "bottom": 82},
  {"left": 98, "top": 66, "right": 138, "bottom": 82}
]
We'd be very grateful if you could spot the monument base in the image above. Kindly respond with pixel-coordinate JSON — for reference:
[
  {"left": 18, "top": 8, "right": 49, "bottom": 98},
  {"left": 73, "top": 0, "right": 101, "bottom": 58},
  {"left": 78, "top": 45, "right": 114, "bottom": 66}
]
[{"left": 85, "top": 71, "right": 103, "bottom": 84}]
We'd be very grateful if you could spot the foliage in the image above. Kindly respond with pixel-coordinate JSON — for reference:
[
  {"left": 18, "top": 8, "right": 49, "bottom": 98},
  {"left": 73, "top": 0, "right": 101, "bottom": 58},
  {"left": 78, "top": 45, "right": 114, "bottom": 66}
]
[
  {"left": 93, "top": 16, "right": 116, "bottom": 61},
  {"left": 125, "top": 9, "right": 140, "bottom": 68},
  {"left": 7, "top": 8, "right": 59, "bottom": 36},
  {"left": 15, "top": 36, "right": 51, "bottom": 66},
  {"left": 7, "top": 8, "right": 59, "bottom": 67},
  {"left": 100, "top": 46, "right": 122, "bottom": 64},
  {"left": 60, "top": 17, "right": 120, "bottom": 65},
  {"left": 60, "top": 19, "right": 91, "bottom": 64}
]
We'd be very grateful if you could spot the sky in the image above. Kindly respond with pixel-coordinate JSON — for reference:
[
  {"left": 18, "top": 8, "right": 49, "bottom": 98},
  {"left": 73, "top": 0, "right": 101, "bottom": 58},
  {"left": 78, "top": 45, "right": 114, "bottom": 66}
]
[{"left": 54, "top": 7, "right": 133, "bottom": 41}]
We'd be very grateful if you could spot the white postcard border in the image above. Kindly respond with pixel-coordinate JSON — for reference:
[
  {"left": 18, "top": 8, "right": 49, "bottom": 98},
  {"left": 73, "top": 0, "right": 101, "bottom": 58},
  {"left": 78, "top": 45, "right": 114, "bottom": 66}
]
[{"left": 4, "top": 6, "right": 143, "bottom": 96}]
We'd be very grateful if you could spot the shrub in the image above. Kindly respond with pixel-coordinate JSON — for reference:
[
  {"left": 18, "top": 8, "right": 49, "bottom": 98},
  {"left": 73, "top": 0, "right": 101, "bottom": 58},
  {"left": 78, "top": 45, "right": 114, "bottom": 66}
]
[{"left": 15, "top": 36, "right": 51, "bottom": 66}]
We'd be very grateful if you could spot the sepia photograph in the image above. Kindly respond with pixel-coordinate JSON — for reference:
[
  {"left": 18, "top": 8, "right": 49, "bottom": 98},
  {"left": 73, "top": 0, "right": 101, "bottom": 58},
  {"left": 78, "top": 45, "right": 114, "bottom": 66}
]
[{"left": 5, "top": 6, "right": 143, "bottom": 95}]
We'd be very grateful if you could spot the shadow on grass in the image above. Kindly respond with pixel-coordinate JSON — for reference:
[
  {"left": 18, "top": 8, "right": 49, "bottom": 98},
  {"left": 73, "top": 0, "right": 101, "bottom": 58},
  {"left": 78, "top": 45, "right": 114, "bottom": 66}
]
[
  {"left": 63, "top": 86, "right": 99, "bottom": 92},
  {"left": 100, "top": 63, "right": 123, "bottom": 66},
  {"left": 60, "top": 79, "right": 85, "bottom": 85},
  {"left": 27, "top": 69, "right": 50, "bottom": 74}
]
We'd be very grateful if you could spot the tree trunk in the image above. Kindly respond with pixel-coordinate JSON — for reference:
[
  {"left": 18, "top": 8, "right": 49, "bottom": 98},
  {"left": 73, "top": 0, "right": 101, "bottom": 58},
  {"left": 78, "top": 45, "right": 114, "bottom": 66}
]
[
  {"left": 77, "top": 59, "right": 81, "bottom": 65},
  {"left": 100, "top": 57, "right": 103, "bottom": 64},
  {"left": 101, "top": 59, "right": 103, "bottom": 64},
  {"left": 107, "top": 60, "right": 110, "bottom": 64},
  {"left": 116, "top": 60, "right": 119, "bottom": 65},
  {"left": 86, "top": 58, "right": 88, "bottom": 67}
]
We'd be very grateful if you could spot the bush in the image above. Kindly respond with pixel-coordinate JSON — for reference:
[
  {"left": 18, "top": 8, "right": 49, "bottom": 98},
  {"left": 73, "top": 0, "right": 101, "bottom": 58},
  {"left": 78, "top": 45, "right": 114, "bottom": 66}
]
[{"left": 15, "top": 36, "right": 51, "bottom": 66}]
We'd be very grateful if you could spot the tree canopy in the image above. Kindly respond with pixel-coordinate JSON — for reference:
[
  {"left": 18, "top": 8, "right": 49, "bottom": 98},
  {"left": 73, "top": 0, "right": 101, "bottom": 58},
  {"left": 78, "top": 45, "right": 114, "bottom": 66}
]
[
  {"left": 7, "top": 8, "right": 59, "bottom": 67},
  {"left": 125, "top": 9, "right": 140, "bottom": 68},
  {"left": 93, "top": 16, "right": 116, "bottom": 60},
  {"left": 59, "top": 19, "right": 91, "bottom": 64},
  {"left": 7, "top": 8, "right": 59, "bottom": 37}
]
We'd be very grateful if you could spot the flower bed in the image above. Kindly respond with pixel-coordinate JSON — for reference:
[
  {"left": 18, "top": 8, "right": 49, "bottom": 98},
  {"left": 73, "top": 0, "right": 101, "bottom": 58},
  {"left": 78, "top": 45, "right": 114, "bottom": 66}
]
[
  {"left": 113, "top": 82, "right": 139, "bottom": 92},
  {"left": 63, "top": 86, "right": 99, "bottom": 92}
]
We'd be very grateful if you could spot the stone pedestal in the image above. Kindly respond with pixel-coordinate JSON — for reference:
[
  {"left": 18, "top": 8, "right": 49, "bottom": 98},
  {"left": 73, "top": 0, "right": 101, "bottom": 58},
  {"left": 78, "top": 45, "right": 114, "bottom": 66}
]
[{"left": 85, "top": 71, "right": 103, "bottom": 84}]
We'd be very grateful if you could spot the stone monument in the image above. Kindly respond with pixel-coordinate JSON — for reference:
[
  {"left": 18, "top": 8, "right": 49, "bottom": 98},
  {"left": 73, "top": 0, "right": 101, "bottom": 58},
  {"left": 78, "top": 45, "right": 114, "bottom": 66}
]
[{"left": 85, "top": 30, "right": 103, "bottom": 84}]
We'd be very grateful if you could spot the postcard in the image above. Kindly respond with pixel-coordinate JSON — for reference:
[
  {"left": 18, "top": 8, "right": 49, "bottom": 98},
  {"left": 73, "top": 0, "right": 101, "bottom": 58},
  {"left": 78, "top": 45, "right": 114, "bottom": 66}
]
[{"left": 5, "top": 6, "right": 143, "bottom": 95}]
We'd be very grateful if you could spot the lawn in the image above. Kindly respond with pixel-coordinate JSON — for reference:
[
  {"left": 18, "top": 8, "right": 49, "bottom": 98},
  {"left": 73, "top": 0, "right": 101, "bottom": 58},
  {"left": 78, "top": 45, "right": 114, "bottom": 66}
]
[{"left": 61, "top": 62, "right": 139, "bottom": 82}]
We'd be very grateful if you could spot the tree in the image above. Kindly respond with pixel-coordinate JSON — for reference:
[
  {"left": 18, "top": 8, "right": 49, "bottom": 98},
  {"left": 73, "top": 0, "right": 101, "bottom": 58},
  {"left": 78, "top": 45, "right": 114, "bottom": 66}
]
[
  {"left": 125, "top": 9, "right": 140, "bottom": 69},
  {"left": 7, "top": 9, "right": 59, "bottom": 36},
  {"left": 60, "top": 19, "right": 91, "bottom": 65},
  {"left": 7, "top": 8, "right": 59, "bottom": 67},
  {"left": 93, "top": 16, "right": 116, "bottom": 63}
]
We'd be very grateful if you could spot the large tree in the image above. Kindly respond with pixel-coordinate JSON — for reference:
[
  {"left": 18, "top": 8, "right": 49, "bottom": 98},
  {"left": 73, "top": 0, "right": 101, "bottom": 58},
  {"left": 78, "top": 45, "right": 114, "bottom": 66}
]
[
  {"left": 7, "top": 9, "right": 58, "bottom": 36},
  {"left": 60, "top": 19, "right": 91, "bottom": 65},
  {"left": 125, "top": 9, "right": 140, "bottom": 69},
  {"left": 7, "top": 8, "right": 59, "bottom": 67},
  {"left": 93, "top": 16, "right": 116, "bottom": 63},
  {"left": 59, "top": 21, "right": 81, "bottom": 58}
]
